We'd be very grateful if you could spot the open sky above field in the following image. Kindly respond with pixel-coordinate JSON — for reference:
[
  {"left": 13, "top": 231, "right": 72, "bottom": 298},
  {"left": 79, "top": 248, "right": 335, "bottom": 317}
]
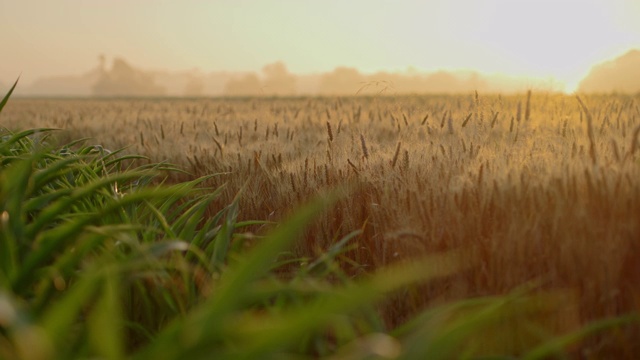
[{"left": 1, "top": 0, "right": 639, "bottom": 92}]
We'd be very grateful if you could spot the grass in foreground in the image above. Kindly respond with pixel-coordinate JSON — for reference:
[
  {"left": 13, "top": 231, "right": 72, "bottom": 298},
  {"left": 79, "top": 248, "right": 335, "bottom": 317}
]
[{"left": 1, "top": 82, "right": 638, "bottom": 359}]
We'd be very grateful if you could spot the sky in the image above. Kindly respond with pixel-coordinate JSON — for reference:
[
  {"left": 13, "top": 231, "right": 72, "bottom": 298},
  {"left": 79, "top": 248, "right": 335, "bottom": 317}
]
[{"left": 1, "top": 0, "right": 639, "bottom": 92}]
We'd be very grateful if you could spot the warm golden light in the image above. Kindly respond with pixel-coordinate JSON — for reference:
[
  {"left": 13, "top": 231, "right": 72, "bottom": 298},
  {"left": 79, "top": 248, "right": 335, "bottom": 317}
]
[
  {"left": 1, "top": 0, "right": 639, "bottom": 95},
  {"left": 453, "top": 0, "right": 639, "bottom": 92}
]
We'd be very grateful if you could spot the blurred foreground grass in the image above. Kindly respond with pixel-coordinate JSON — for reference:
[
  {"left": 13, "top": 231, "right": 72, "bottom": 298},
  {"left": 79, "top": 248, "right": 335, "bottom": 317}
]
[{"left": 0, "top": 80, "right": 638, "bottom": 359}]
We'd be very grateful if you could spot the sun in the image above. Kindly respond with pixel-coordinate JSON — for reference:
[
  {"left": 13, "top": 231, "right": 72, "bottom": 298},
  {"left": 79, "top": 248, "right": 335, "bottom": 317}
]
[{"left": 452, "top": 0, "right": 633, "bottom": 92}]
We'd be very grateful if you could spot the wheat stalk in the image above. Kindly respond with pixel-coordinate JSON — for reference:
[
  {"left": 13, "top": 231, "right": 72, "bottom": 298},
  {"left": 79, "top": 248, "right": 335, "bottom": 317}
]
[
  {"left": 525, "top": 90, "right": 531, "bottom": 122},
  {"left": 391, "top": 142, "right": 401, "bottom": 168},
  {"left": 360, "top": 134, "right": 369, "bottom": 160},
  {"left": 576, "top": 96, "right": 597, "bottom": 166}
]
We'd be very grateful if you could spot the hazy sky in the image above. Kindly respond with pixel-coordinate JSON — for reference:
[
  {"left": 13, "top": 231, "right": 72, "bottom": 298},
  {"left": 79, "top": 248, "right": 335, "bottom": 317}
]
[{"left": 2, "top": 0, "right": 639, "bottom": 91}]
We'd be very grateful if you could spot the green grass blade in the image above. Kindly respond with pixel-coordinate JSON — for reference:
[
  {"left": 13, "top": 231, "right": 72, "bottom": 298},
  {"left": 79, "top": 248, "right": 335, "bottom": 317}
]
[
  {"left": 134, "top": 191, "right": 341, "bottom": 359},
  {"left": 175, "top": 192, "right": 220, "bottom": 241},
  {"left": 41, "top": 272, "right": 102, "bottom": 347},
  {"left": 25, "top": 170, "right": 155, "bottom": 238},
  {"left": 31, "top": 155, "right": 87, "bottom": 189},
  {"left": 217, "top": 251, "right": 465, "bottom": 359},
  {"left": 88, "top": 272, "right": 124, "bottom": 360},
  {"left": 143, "top": 200, "right": 177, "bottom": 239},
  {"left": 0, "top": 155, "right": 39, "bottom": 282},
  {"left": 302, "top": 229, "right": 362, "bottom": 276},
  {"left": 0, "top": 77, "right": 19, "bottom": 114},
  {"left": 13, "top": 186, "right": 191, "bottom": 289},
  {"left": 0, "top": 128, "right": 57, "bottom": 154},
  {"left": 210, "top": 200, "right": 238, "bottom": 270},
  {"left": 522, "top": 314, "right": 640, "bottom": 360}
]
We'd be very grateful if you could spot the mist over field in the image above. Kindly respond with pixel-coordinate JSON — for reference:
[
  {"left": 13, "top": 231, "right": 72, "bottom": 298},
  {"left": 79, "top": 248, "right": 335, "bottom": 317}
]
[
  {"left": 578, "top": 49, "right": 640, "bottom": 93},
  {"left": 5, "top": 49, "right": 640, "bottom": 97},
  {"left": 3, "top": 0, "right": 640, "bottom": 358}
]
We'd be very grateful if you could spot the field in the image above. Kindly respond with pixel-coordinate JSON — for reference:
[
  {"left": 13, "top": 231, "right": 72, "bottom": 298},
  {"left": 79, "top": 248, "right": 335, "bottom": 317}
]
[{"left": 2, "top": 92, "right": 640, "bottom": 358}]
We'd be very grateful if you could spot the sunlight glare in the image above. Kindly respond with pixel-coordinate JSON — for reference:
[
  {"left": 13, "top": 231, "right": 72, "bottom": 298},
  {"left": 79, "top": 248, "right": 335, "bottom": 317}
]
[{"left": 451, "top": 0, "right": 633, "bottom": 92}]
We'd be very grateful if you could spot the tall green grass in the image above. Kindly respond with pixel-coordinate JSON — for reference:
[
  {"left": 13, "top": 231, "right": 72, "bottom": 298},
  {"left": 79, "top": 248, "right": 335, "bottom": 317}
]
[{"left": 0, "top": 80, "right": 636, "bottom": 359}]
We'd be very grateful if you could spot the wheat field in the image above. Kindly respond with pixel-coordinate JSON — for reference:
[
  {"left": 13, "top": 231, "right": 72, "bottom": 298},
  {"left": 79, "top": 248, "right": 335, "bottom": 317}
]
[{"left": 3, "top": 92, "right": 640, "bottom": 355}]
